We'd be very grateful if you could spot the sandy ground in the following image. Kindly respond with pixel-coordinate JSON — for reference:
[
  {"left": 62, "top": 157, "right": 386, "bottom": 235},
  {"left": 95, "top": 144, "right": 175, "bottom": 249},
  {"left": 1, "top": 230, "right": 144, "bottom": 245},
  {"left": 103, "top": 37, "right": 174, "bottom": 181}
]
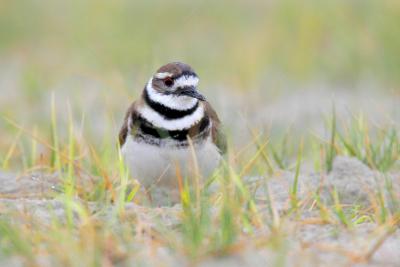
[{"left": 1, "top": 156, "right": 399, "bottom": 267}]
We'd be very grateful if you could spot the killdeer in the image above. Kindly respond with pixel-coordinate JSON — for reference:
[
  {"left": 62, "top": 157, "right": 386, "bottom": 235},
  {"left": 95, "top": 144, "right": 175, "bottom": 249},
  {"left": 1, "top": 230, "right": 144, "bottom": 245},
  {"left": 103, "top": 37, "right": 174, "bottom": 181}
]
[{"left": 119, "top": 62, "right": 226, "bottom": 193}]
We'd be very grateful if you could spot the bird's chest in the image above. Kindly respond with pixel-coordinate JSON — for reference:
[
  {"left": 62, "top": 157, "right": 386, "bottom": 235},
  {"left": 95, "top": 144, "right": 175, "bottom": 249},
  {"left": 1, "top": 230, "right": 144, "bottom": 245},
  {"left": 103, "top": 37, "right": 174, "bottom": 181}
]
[{"left": 121, "top": 136, "right": 221, "bottom": 187}]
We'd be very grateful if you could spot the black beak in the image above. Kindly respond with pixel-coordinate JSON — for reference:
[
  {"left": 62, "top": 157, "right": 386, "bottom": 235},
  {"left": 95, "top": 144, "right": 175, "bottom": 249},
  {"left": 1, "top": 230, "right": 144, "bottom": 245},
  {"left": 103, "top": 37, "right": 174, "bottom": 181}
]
[{"left": 177, "top": 86, "right": 206, "bottom": 101}]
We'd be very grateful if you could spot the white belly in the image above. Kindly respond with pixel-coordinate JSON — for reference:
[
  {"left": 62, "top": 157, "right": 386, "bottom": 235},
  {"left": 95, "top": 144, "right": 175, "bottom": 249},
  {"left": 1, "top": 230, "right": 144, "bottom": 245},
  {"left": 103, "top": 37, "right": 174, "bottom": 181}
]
[{"left": 121, "top": 137, "right": 222, "bottom": 188}]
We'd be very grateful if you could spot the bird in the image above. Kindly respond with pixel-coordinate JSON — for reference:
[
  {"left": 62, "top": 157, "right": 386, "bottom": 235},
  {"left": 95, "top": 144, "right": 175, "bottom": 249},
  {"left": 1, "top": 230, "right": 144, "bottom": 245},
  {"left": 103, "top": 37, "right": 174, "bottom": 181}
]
[{"left": 119, "top": 62, "right": 226, "bottom": 199}]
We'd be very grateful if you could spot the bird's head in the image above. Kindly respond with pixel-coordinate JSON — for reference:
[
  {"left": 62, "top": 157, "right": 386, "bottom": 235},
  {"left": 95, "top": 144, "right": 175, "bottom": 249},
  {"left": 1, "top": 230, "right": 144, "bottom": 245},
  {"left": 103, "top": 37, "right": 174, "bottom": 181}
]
[{"left": 150, "top": 62, "right": 205, "bottom": 101}]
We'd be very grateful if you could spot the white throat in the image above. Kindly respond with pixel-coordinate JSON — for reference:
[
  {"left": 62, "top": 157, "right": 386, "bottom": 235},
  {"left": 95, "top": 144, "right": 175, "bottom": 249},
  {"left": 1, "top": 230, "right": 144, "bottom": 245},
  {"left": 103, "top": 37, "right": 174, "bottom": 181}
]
[
  {"left": 138, "top": 103, "right": 205, "bottom": 131},
  {"left": 138, "top": 79, "right": 205, "bottom": 131},
  {"left": 146, "top": 79, "right": 198, "bottom": 111}
]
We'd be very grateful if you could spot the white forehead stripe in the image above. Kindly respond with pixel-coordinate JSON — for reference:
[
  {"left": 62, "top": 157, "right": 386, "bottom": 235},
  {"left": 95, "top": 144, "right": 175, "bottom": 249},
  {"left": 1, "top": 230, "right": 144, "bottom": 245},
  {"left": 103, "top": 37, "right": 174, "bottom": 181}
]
[
  {"left": 174, "top": 75, "right": 199, "bottom": 88},
  {"left": 146, "top": 80, "right": 198, "bottom": 111},
  {"left": 138, "top": 104, "right": 204, "bottom": 131},
  {"left": 154, "top": 72, "right": 173, "bottom": 79}
]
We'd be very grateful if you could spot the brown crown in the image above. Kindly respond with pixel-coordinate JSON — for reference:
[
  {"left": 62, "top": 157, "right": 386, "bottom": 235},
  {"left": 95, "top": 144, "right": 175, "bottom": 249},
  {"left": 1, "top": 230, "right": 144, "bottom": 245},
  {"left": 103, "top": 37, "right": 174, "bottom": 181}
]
[{"left": 156, "top": 62, "right": 196, "bottom": 77}]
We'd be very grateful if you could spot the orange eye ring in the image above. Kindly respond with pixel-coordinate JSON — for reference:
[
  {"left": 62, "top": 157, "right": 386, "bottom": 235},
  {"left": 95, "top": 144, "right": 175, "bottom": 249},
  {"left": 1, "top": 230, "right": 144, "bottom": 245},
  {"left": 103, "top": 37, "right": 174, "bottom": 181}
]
[{"left": 164, "top": 77, "right": 174, "bottom": 87}]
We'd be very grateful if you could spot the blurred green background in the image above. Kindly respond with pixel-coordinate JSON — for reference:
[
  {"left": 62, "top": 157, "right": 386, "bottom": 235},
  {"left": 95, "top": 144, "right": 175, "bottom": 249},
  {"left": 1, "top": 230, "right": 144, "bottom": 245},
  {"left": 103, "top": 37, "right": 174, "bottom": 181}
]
[{"left": 1, "top": 0, "right": 400, "bottom": 88}]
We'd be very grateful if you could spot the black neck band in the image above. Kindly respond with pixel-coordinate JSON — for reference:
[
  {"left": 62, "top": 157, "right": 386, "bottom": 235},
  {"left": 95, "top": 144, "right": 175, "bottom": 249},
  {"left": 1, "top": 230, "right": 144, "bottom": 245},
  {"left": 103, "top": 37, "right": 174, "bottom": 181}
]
[{"left": 144, "top": 88, "right": 198, "bottom": 120}]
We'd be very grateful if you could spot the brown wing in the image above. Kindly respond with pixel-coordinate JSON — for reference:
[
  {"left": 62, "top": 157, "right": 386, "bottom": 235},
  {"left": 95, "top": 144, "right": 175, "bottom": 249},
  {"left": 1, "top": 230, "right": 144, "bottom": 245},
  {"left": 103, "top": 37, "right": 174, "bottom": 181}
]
[
  {"left": 119, "top": 101, "right": 139, "bottom": 147},
  {"left": 203, "top": 101, "right": 227, "bottom": 154}
]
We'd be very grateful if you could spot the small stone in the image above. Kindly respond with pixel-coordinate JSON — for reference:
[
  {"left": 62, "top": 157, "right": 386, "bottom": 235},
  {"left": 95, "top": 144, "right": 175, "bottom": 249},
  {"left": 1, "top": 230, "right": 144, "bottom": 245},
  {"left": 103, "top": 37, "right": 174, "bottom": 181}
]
[{"left": 325, "top": 156, "right": 377, "bottom": 205}]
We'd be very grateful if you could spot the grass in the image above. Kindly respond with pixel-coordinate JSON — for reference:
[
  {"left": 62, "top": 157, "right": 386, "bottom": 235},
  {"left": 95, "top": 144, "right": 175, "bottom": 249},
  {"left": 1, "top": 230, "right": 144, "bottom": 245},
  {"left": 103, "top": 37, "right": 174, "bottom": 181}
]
[
  {"left": 0, "top": 73, "right": 399, "bottom": 265},
  {"left": 0, "top": 1, "right": 400, "bottom": 265},
  {"left": 0, "top": 98, "right": 399, "bottom": 266}
]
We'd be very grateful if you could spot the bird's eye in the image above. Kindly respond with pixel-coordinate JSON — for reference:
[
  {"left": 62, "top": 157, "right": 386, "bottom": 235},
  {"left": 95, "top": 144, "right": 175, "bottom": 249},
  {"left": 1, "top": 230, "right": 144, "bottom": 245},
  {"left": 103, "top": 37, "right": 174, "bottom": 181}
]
[{"left": 164, "top": 77, "right": 174, "bottom": 87}]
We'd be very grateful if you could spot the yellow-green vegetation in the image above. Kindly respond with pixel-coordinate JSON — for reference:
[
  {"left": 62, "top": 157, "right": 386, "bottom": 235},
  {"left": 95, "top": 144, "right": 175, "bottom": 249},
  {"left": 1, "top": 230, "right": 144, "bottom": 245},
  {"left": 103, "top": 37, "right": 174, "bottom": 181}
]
[
  {"left": 1, "top": 98, "right": 399, "bottom": 265},
  {"left": 1, "top": 0, "right": 400, "bottom": 86},
  {"left": 0, "top": 1, "right": 400, "bottom": 266}
]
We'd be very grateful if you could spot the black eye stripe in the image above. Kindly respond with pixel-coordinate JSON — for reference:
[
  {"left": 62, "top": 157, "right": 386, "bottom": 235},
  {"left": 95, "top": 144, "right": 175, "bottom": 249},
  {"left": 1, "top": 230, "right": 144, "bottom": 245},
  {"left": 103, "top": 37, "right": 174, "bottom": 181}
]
[
  {"left": 154, "top": 72, "right": 197, "bottom": 82},
  {"left": 181, "top": 70, "right": 197, "bottom": 77},
  {"left": 171, "top": 72, "right": 198, "bottom": 80}
]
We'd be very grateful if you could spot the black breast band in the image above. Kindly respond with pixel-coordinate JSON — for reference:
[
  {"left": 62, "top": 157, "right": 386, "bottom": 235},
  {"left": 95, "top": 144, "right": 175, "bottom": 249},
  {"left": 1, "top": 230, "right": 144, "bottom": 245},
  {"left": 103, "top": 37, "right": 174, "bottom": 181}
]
[{"left": 135, "top": 115, "right": 210, "bottom": 143}]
